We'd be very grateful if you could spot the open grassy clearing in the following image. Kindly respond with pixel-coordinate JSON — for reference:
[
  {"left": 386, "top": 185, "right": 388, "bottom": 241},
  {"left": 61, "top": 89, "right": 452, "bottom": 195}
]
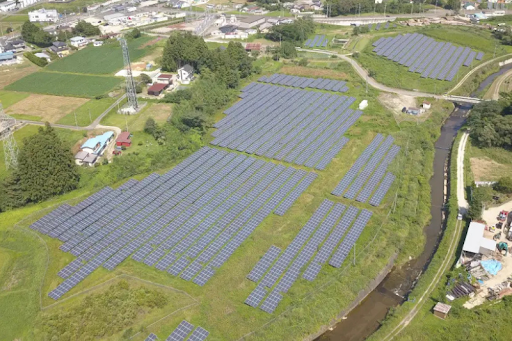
[
  {"left": 5, "top": 72, "right": 122, "bottom": 98},
  {"left": 56, "top": 97, "right": 117, "bottom": 127},
  {"left": 467, "top": 141, "right": 512, "bottom": 181},
  {"left": 5, "top": 94, "right": 88, "bottom": 123},
  {"left": 0, "top": 14, "right": 28, "bottom": 22},
  {"left": 0, "top": 90, "right": 30, "bottom": 108},
  {"left": 100, "top": 102, "right": 171, "bottom": 131},
  {"left": 46, "top": 37, "right": 153, "bottom": 75},
  {"left": 0, "top": 62, "right": 39, "bottom": 89}
]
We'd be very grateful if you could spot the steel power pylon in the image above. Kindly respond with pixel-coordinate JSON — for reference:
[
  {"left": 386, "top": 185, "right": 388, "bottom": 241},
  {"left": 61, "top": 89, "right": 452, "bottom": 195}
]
[
  {"left": 119, "top": 37, "right": 139, "bottom": 113},
  {"left": 0, "top": 104, "right": 18, "bottom": 169}
]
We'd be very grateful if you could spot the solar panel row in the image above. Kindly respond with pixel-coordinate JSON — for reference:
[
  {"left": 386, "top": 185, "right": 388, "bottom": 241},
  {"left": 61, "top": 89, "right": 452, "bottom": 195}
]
[
  {"left": 36, "top": 147, "right": 316, "bottom": 300},
  {"left": 304, "top": 34, "right": 328, "bottom": 48},
  {"left": 166, "top": 320, "right": 209, "bottom": 341},
  {"left": 245, "top": 200, "right": 373, "bottom": 313},
  {"left": 372, "top": 33, "right": 482, "bottom": 81},
  {"left": 212, "top": 83, "right": 359, "bottom": 170},
  {"left": 145, "top": 333, "right": 157, "bottom": 341},
  {"left": 258, "top": 74, "right": 349, "bottom": 93},
  {"left": 331, "top": 135, "right": 399, "bottom": 206}
]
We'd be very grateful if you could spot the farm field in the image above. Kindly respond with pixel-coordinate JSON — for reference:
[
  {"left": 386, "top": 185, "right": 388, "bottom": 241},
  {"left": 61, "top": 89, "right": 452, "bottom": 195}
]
[
  {"left": 5, "top": 72, "right": 121, "bottom": 98},
  {"left": 45, "top": 37, "right": 154, "bottom": 75},
  {"left": 1, "top": 59, "right": 454, "bottom": 341},
  {"left": 0, "top": 62, "right": 39, "bottom": 89},
  {"left": 0, "top": 90, "right": 30, "bottom": 108},
  {"left": 57, "top": 97, "right": 117, "bottom": 127},
  {"left": 5, "top": 94, "right": 88, "bottom": 123}
]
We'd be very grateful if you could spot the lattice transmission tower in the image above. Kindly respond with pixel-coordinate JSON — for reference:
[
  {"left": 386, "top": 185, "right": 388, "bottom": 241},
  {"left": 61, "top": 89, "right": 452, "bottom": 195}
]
[
  {"left": 119, "top": 37, "right": 139, "bottom": 114},
  {"left": 0, "top": 104, "right": 19, "bottom": 169}
]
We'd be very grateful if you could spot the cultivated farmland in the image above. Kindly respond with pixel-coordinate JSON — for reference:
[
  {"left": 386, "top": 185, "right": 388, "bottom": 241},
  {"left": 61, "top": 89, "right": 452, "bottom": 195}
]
[
  {"left": 6, "top": 94, "right": 88, "bottom": 122},
  {"left": 5, "top": 72, "right": 121, "bottom": 98},
  {"left": 45, "top": 37, "right": 153, "bottom": 75}
]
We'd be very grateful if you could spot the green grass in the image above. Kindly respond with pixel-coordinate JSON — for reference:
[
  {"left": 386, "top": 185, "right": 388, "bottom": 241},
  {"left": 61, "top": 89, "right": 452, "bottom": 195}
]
[
  {"left": 0, "top": 90, "right": 30, "bottom": 108},
  {"left": 56, "top": 98, "right": 117, "bottom": 127},
  {"left": 0, "top": 14, "right": 29, "bottom": 22},
  {"left": 9, "top": 114, "right": 42, "bottom": 121},
  {"left": 46, "top": 37, "right": 153, "bottom": 75},
  {"left": 5, "top": 72, "right": 121, "bottom": 98}
]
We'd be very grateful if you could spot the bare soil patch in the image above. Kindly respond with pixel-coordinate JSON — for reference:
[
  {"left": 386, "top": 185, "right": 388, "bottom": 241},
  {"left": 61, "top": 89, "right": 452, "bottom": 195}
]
[
  {"left": 6, "top": 95, "right": 88, "bottom": 123},
  {"left": 148, "top": 103, "right": 172, "bottom": 123},
  {"left": 279, "top": 66, "right": 348, "bottom": 79},
  {"left": 470, "top": 157, "right": 510, "bottom": 182}
]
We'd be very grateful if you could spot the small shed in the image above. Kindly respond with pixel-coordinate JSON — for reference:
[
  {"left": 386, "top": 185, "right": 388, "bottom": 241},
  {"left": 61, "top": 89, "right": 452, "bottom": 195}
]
[
  {"left": 147, "top": 83, "right": 169, "bottom": 96},
  {"left": 433, "top": 302, "right": 451, "bottom": 319},
  {"left": 116, "top": 132, "right": 132, "bottom": 147},
  {"left": 245, "top": 43, "right": 261, "bottom": 52},
  {"left": 422, "top": 101, "right": 431, "bottom": 109},
  {"left": 156, "top": 74, "right": 173, "bottom": 84},
  {"left": 359, "top": 100, "right": 368, "bottom": 110}
]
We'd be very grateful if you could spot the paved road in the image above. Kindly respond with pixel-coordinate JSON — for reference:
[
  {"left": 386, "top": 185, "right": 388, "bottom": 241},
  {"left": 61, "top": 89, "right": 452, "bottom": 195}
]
[{"left": 457, "top": 131, "right": 470, "bottom": 212}]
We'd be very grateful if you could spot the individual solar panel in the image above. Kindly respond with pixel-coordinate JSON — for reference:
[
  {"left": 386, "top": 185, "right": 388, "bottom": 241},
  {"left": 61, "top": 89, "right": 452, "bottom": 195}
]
[
  {"left": 187, "top": 327, "right": 209, "bottom": 341},
  {"left": 476, "top": 52, "right": 484, "bottom": 60},
  {"left": 145, "top": 333, "right": 157, "bottom": 341},
  {"left": 260, "top": 291, "right": 283, "bottom": 314},
  {"left": 369, "top": 172, "right": 396, "bottom": 206},
  {"left": 166, "top": 321, "right": 194, "bottom": 341},
  {"left": 463, "top": 51, "right": 476, "bottom": 67},
  {"left": 245, "top": 284, "right": 267, "bottom": 307},
  {"left": 247, "top": 245, "right": 281, "bottom": 282}
]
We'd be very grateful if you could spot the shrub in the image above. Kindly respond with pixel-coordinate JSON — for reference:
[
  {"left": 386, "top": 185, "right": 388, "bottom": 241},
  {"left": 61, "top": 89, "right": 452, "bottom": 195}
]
[{"left": 23, "top": 52, "right": 48, "bottom": 67}]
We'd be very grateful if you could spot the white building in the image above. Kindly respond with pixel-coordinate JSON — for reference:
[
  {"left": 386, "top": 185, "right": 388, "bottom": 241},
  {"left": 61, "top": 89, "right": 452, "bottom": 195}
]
[
  {"left": 178, "top": 64, "right": 194, "bottom": 85},
  {"left": 29, "top": 9, "right": 59, "bottom": 22},
  {"left": 70, "top": 36, "right": 88, "bottom": 48},
  {"left": 0, "top": 0, "right": 39, "bottom": 11},
  {"left": 34, "top": 52, "right": 51, "bottom": 63}
]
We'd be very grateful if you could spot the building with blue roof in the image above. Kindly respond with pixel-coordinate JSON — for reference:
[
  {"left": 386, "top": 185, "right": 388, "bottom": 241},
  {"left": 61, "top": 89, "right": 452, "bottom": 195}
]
[
  {"left": 80, "top": 131, "right": 114, "bottom": 156},
  {"left": 0, "top": 51, "right": 17, "bottom": 66}
]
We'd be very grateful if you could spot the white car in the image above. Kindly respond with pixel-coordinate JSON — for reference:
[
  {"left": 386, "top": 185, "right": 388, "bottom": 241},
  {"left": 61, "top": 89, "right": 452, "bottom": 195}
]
[{"left": 457, "top": 213, "right": 463, "bottom": 220}]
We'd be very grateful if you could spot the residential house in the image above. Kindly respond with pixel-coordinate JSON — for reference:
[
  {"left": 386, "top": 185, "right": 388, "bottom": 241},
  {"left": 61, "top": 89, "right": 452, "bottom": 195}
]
[
  {"left": 0, "top": 0, "right": 17, "bottom": 12},
  {"left": 74, "top": 150, "right": 97, "bottom": 167},
  {"left": 258, "top": 22, "right": 273, "bottom": 32},
  {"left": 177, "top": 64, "right": 194, "bottom": 84},
  {"left": 49, "top": 41, "right": 69, "bottom": 57},
  {"left": 70, "top": 36, "right": 88, "bottom": 48},
  {"left": 3, "top": 39, "right": 26, "bottom": 53},
  {"left": 28, "top": 9, "right": 59, "bottom": 22},
  {"left": 156, "top": 73, "right": 173, "bottom": 84},
  {"left": 80, "top": 131, "right": 114, "bottom": 156},
  {"left": 422, "top": 101, "right": 431, "bottom": 109},
  {"left": 34, "top": 52, "right": 51, "bottom": 63},
  {"left": 0, "top": 51, "right": 17, "bottom": 66}
]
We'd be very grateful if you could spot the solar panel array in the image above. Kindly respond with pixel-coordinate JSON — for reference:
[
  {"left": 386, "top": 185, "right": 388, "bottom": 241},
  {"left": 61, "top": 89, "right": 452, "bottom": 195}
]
[
  {"left": 145, "top": 333, "right": 157, "bottom": 341},
  {"left": 212, "top": 83, "right": 361, "bottom": 170},
  {"left": 30, "top": 147, "right": 317, "bottom": 300},
  {"left": 331, "top": 134, "right": 400, "bottom": 206},
  {"left": 245, "top": 199, "right": 373, "bottom": 313},
  {"left": 372, "top": 33, "right": 483, "bottom": 81},
  {"left": 258, "top": 74, "right": 349, "bottom": 93},
  {"left": 166, "top": 320, "right": 209, "bottom": 341},
  {"left": 304, "top": 35, "right": 328, "bottom": 48}
]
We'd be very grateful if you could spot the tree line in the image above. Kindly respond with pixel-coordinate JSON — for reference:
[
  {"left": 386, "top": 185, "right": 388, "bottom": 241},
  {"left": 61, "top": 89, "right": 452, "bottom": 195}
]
[
  {"left": 467, "top": 95, "right": 512, "bottom": 148},
  {"left": 324, "top": 0, "right": 460, "bottom": 16},
  {"left": 21, "top": 20, "right": 100, "bottom": 47}
]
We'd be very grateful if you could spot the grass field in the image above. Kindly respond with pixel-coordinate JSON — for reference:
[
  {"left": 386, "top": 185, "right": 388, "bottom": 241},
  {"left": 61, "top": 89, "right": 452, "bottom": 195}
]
[
  {"left": 0, "top": 59, "right": 455, "bottom": 341},
  {"left": 45, "top": 37, "right": 153, "bottom": 75},
  {"left": 57, "top": 97, "right": 117, "bottom": 127},
  {"left": 0, "top": 62, "right": 39, "bottom": 89},
  {"left": 100, "top": 102, "right": 172, "bottom": 131},
  {"left": 0, "top": 14, "right": 29, "bottom": 22},
  {"left": 5, "top": 94, "right": 88, "bottom": 122},
  {"left": 0, "top": 90, "right": 30, "bottom": 108},
  {"left": 5, "top": 72, "right": 121, "bottom": 98}
]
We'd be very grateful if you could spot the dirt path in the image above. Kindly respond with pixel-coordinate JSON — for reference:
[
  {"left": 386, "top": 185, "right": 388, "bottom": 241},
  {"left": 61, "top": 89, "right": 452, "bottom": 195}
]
[
  {"left": 458, "top": 131, "right": 469, "bottom": 212},
  {"left": 484, "top": 68, "right": 512, "bottom": 100}
]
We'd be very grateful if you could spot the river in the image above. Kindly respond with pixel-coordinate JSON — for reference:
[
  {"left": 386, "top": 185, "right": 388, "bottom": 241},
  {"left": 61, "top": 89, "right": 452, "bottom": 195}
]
[{"left": 315, "top": 103, "right": 470, "bottom": 341}]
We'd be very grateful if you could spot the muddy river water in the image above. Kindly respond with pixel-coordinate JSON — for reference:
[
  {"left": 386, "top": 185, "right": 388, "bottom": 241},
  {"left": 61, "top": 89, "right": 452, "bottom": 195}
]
[{"left": 315, "top": 104, "right": 469, "bottom": 341}]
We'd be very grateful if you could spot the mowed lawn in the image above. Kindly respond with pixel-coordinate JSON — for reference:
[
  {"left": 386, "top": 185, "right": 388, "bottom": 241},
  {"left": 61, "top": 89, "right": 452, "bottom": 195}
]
[
  {"left": 45, "top": 37, "right": 153, "bottom": 75},
  {"left": 5, "top": 72, "right": 121, "bottom": 98},
  {"left": 57, "top": 97, "right": 117, "bottom": 127}
]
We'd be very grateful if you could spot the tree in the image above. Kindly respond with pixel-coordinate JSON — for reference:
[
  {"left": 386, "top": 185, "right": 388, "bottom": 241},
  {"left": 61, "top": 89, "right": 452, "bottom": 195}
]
[
  {"left": 144, "top": 117, "right": 157, "bottom": 136},
  {"left": 495, "top": 177, "right": 512, "bottom": 193},
  {"left": 72, "top": 21, "right": 101, "bottom": 37},
  {"left": 161, "top": 32, "right": 209, "bottom": 72},
  {"left": 298, "top": 57, "right": 308, "bottom": 66},
  {"left": 265, "top": 17, "right": 315, "bottom": 43},
  {"left": 21, "top": 21, "right": 40, "bottom": 43},
  {"left": 33, "top": 30, "right": 53, "bottom": 46},
  {"left": 57, "top": 30, "right": 69, "bottom": 42},
  {"left": 140, "top": 73, "right": 152, "bottom": 84},
  {"left": 127, "top": 28, "right": 141, "bottom": 39},
  {"left": 3, "top": 123, "right": 79, "bottom": 205},
  {"left": 280, "top": 41, "right": 297, "bottom": 59}
]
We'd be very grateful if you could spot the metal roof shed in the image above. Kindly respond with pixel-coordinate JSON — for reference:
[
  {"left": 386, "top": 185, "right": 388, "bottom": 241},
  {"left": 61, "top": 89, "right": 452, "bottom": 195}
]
[
  {"left": 462, "top": 222, "right": 486, "bottom": 254},
  {"left": 480, "top": 238, "right": 496, "bottom": 256}
]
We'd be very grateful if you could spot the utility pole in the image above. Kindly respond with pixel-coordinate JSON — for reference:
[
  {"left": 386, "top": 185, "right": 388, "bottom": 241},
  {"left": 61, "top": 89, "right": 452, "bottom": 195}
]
[
  {"left": 89, "top": 108, "right": 92, "bottom": 124},
  {"left": 353, "top": 244, "right": 356, "bottom": 266},
  {"left": 366, "top": 74, "right": 368, "bottom": 94},
  {"left": 74, "top": 111, "right": 78, "bottom": 127},
  {"left": 384, "top": 3, "right": 387, "bottom": 17},
  {"left": 494, "top": 41, "right": 498, "bottom": 58}
]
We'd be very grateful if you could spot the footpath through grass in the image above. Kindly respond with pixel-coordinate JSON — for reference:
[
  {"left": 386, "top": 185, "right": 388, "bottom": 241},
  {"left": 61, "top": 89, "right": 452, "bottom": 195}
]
[{"left": 57, "top": 98, "right": 117, "bottom": 127}]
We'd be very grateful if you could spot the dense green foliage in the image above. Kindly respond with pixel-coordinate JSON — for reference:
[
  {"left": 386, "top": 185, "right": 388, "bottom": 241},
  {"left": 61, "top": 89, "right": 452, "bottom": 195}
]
[
  {"left": 161, "top": 32, "right": 209, "bottom": 72},
  {"left": 467, "top": 97, "right": 512, "bottom": 148},
  {"left": 0, "top": 123, "right": 79, "bottom": 211},
  {"left": 324, "top": 0, "right": 459, "bottom": 16},
  {"left": 126, "top": 28, "right": 142, "bottom": 40},
  {"left": 265, "top": 17, "right": 315, "bottom": 44},
  {"left": 23, "top": 52, "right": 48, "bottom": 67},
  {"left": 467, "top": 184, "right": 493, "bottom": 220},
  {"left": 37, "top": 281, "right": 169, "bottom": 340},
  {"left": 161, "top": 88, "right": 192, "bottom": 104},
  {"left": 494, "top": 176, "right": 512, "bottom": 193},
  {"left": 21, "top": 21, "right": 53, "bottom": 47},
  {"left": 72, "top": 20, "right": 101, "bottom": 37}
]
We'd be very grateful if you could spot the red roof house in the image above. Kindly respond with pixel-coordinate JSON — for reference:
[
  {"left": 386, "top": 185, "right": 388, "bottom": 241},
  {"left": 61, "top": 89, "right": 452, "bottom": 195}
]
[
  {"left": 147, "top": 83, "right": 169, "bottom": 96},
  {"left": 116, "top": 132, "right": 132, "bottom": 147}
]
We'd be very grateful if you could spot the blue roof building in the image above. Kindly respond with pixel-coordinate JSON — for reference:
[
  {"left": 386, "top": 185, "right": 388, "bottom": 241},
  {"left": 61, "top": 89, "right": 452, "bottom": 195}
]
[
  {"left": 81, "top": 131, "right": 114, "bottom": 155},
  {"left": 0, "top": 51, "right": 15, "bottom": 65}
]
